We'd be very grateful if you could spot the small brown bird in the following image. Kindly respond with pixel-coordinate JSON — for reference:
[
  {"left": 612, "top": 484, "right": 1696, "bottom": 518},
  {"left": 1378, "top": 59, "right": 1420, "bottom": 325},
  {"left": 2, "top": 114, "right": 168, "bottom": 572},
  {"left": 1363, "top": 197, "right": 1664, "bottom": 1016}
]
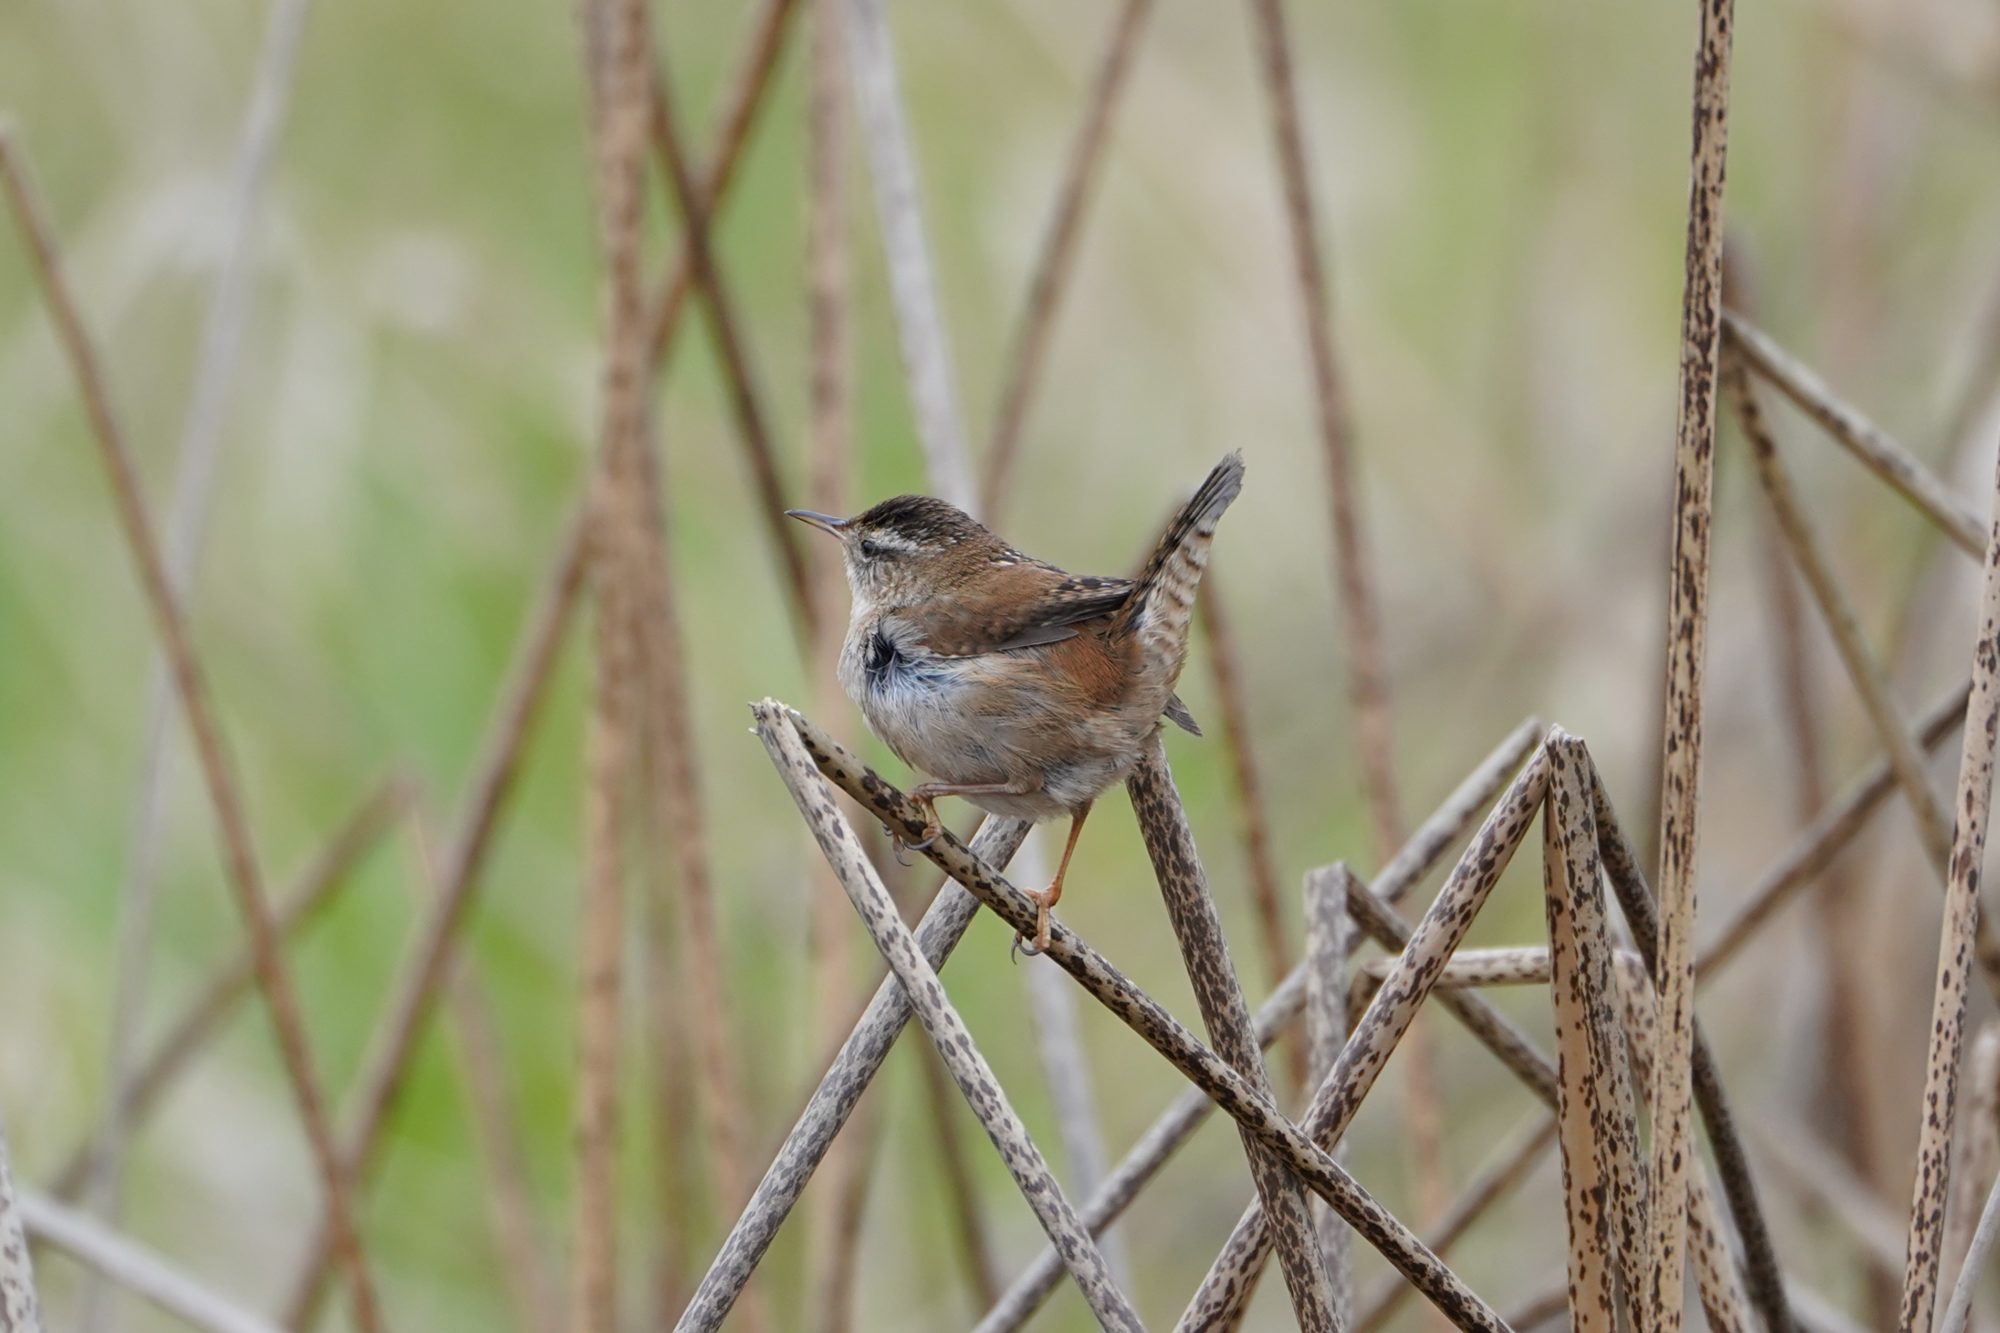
[{"left": 788, "top": 451, "right": 1244, "bottom": 953}]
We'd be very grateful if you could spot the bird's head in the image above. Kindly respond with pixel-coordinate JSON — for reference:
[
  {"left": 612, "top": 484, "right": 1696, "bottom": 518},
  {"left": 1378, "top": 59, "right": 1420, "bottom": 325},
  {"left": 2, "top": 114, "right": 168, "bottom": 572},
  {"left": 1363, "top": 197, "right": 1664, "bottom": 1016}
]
[{"left": 787, "top": 494, "right": 1006, "bottom": 610}]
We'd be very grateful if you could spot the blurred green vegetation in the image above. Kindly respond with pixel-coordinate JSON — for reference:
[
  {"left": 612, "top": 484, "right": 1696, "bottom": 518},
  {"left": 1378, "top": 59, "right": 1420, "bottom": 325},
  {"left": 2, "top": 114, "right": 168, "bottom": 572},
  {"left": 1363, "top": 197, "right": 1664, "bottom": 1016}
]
[{"left": 5, "top": 0, "right": 2000, "bottom": 1327}]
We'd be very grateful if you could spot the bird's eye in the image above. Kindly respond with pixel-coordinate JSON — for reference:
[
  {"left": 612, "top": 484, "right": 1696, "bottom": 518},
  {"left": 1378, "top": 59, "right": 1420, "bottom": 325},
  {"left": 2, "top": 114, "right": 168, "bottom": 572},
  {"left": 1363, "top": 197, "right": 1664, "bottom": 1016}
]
[{"left": 859, "top": 538, "right": 885, "bottom": 559}]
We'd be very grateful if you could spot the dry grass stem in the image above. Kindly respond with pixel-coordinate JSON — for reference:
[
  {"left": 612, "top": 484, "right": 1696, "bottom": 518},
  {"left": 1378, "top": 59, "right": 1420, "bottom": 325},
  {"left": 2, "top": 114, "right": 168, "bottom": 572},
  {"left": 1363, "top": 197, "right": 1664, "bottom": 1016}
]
[
  {"left": 1646, "top": 0, "right": 1737, "bottom": 1320},
  {"left": 1898, "top": 439, "right": 2000, "bottom": 1331},
  {"left": 778, "top": 707, "right": 1511, "bottom": 1329},
  {"left": 53, "top": 773, "right": 408, "bottom": 1201},
  {"left": 642, "top": 0, "right": 800, "bottom": 366},
  {"left": 1127, "top": 737, "right": 1337, "bottom": 1330},
  {"left": 754, "top": 704, "right": 1144, "bottom": 1330},
  {"left": 1724, "top": 312, "right": 1986, "bottom": 557},
  {"left": 20, "top": 1187, "right": 274, "bottom": 1333},
  {"left": 980, "top": 0, "right": 1151, "bottom": 517},
  {"left": 1176, "top": 746, "right": 1548, "bottom": 1329},
  {"left": 840, "top": 0, "right": 974, "bottom": 507},
  {"left": 282, "top": 507, "right": 589, "bottom": 1325},
  {"left": 1940, "top": 1168, "right": 2000, "bottom": 1333},
  {"left": 1303, "top": 866, "right": 1353, "bottom": 1314},
  {"left": 0, "top": 124, "right": 386, "bottom": 1333},
  {"left": 977, "top": 717, "right": 1536, "bottom": 1332},
  {"left": 85, "top": 9, "right": 315, "bottom": 1323},
  {"left": 674, "top": 815, "right": 1031, "bottom": 1332}
]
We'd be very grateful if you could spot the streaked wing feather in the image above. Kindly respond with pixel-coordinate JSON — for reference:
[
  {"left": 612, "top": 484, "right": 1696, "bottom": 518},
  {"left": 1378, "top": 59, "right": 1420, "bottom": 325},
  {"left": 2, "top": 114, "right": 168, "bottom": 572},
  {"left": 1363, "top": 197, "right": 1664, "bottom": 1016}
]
[{"left": 910, "top": 568, "right": 1134, "bottom": 658}]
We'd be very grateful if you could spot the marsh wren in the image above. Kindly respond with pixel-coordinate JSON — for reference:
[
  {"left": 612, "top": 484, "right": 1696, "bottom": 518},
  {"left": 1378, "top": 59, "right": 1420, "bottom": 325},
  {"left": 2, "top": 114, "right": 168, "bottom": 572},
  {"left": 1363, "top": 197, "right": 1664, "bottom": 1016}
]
[{"left": 788, "top": 451, "right": 1244, "bottom": 953}]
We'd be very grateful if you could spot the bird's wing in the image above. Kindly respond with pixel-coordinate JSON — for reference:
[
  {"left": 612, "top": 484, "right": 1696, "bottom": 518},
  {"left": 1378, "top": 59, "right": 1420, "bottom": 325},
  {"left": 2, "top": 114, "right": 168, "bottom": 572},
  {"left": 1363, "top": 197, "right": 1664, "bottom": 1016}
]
[{"left": 903, "top": 566, "right": 1135, "bottom": 658}]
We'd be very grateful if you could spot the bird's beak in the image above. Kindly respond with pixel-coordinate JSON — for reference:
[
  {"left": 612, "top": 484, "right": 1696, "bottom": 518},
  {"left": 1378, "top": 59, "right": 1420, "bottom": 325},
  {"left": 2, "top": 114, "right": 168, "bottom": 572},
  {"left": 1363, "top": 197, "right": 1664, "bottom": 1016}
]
[{"left": 785, "top": 509, "right": 851, "bottom": 538}]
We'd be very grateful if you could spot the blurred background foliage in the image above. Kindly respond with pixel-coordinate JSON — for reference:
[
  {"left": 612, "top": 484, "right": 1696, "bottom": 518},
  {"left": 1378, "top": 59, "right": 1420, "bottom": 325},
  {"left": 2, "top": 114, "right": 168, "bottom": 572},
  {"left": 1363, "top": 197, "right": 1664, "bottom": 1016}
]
[{"left": 5, "top": 0, "right": 2000, "bottom": 1327}]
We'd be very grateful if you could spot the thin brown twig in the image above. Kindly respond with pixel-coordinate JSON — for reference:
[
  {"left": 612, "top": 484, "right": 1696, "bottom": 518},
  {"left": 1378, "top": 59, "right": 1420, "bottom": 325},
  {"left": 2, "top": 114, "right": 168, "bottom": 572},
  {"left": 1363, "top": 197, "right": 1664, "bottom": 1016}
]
[
  {"left": 1646, "top": 0, "right": 1737, "bottom": 1320},
  {"left": 914, "top": 1044, "right": 1003, "bottom": 1312},
  {"left": 1128, "top": 736, "right": 1337, "bottom": 1330},
  {"left": 980, "top": 0, "right": 1152, "bottom": 518},
  {"left": 1899, "top": 435, "right": 2000, "bottom": 1331},
  {"left": 0, "top": 123, "right": 386, "bottom": 1333},
  {"left": 52, "top": 773, "right": 409, "bottom": 1201},
  {"left": 282, "top": 507, "right": 589, "bottom": 1327}
]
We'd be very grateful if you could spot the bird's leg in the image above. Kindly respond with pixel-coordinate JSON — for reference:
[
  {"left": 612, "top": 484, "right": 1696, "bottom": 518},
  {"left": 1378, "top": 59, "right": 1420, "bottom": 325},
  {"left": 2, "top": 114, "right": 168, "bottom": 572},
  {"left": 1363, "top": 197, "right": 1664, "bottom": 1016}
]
[
  {"left": 901, "top": 776, "right": 1040, "bottom": 853},
  {"left": 1016, "top": 801, "right": 1090, "bottom": 959}
]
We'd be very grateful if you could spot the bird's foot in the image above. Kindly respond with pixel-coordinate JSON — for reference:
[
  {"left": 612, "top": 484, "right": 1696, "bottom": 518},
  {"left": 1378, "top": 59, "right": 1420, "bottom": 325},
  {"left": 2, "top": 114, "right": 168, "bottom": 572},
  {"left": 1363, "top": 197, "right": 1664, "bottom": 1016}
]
[
  {"left": 884, "top": 795, "right": 944, "bottom": 865},
  {"left": 1009, "top": 888, "right": 1055, "bottom": 962}
]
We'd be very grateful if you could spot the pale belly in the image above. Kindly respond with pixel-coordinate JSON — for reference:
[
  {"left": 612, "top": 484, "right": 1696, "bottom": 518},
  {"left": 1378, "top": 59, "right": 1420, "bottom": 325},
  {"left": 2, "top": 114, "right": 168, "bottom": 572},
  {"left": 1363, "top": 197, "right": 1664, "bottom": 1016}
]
[{"left": 839, "top": 630, "right": 1152, "bottom": 821}]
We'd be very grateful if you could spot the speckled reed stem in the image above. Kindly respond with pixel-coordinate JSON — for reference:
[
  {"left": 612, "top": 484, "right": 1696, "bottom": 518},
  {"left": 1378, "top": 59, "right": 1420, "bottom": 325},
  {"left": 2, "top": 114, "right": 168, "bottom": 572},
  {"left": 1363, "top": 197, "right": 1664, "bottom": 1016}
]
[
  {"left": 1176, "top": 746, "right": 1550, "bottom": 1330},
  {"left": 1127, "top": 736, "right": 1337, "bottom": 1329},
  {"left": 1542, "top": 731, "right": 1646, "bottom": 1331},
  {"left": 1940, "top": 1024, "right": 2000, "bottom": 1320},
  {"left": 0, "top": 1124, "right": 39, "bottom": 1333},
  {"left": 1648, "top": 0, "right": 1737, "bottom": 1320},
  {"left": 1697, "top": 678, "right": 1970, "bottom": 979},
  {"left": 1899, "top": 440, "right": 2000, "bottom": 1333},
  {"left": 977, "top": 717, "right": 1539, "bottom": 1333},
  {"left": 1304, "top": 866, "right": 1354, "bottom": 1314},
  {"left": 1723, "top": 312, "right": 1985, "bottom": 557},
  {"left": 776, "top": 707, "right": 1511, "bottom": 1330},
  {"left": 1588, "top": 766, "right": 1793, "bottom": 1333},
  {"left": 674, "top": 812, "right": 1032, "bottom": 1332},
  {"left": 753, "top": 704, "right": 1143, "bottom": 1331}
]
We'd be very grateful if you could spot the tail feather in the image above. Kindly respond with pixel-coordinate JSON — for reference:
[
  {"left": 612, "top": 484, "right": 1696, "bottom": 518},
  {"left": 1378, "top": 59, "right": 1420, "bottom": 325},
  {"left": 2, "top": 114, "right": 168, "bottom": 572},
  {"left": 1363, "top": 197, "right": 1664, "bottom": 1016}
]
[{"left": 1115, "top": 451, "right": 1245, "bottom": 693}]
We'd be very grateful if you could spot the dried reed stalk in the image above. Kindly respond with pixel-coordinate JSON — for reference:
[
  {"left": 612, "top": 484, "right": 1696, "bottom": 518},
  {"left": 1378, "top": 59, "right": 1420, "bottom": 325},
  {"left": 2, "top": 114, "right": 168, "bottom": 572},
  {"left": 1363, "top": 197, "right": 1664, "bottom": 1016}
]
[
  {"left": 840, "top": 0, "right": 973, "bottom": 506},
  {"left": 85, "top": 8, "right": 314, "bottom": 1323},
  {"left": 754, "top": 704, "right": 1144, "bottom": 1330},
  {"left": 1353, "top": 1114, "right": 1560, "bottom": 1332},
  {"left": 643, "top": 0, "right": 800, "bottom": 365},
  {"left": 914, "top": 1043, "right": 1005, "bottom": 1311},
  {"left": 977, "top": 716, "right": 1539, "bottom": 1332},
  {"left": 0, "top": 125, "right": 385, "bottom": 1333},
  {"left": 1899, "top": 440, "right": 2000, "bottom": 1331},
  {"left": 1733, "top": 360, "right": 2000, "bottom": 1000},
  {"left": 1303, "top": 866, "right": 1352, "bottom": 1316},
  {"left": 1723, "top": 312, "right": 1985, "bottom": 556},
  {"left": 1698, "top": 678, "right": 1970, "bottom": 975},
  {"left": 1176, "top": 746, "right": 1549, "bottom": 1330},
  {"left": 1542, "top": 732, "right": 1646, "bottom": 1330},
  {"left": 1940, "top": 1024, "right": 2000, "bottom": 1321},
  {"left": 647, "top": 54, "right": 813, "bottom": 644},
  {"left": 1646, "top": 0, "right": 1738, "bottom": 1320},
  {"left": 52, "top": 774, "right": 408, "bottom": 1201},
  {"left": 1587, "top": 769, "right": 1792, "bottom": 1333},
  {"left": 980, "top": 0, "right": 1152, "bottom": 517},
  {"left": 778, "top": 707, "right": 1510, "bottom": 1329},
  {"left": 21, "top": 1187, "right": 276, "bottom": 1333},
  {"left": 0, "top": 1124, "right": 39, "bottom": 1333},
  {"left": 674, "top": 814, "right": 1031, "bottom": 1331},
  {"left": 282, "top": 508, "right": 587, "bottom": 1326},
  {"left": 1128, "top": 736, "right": 1337, "bottom": 1329}
]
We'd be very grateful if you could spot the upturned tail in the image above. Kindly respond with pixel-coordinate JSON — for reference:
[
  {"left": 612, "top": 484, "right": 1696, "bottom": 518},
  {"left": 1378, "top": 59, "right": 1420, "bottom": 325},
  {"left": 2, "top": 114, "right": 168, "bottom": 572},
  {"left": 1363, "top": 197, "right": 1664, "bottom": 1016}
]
[{"left": 1114, "top": 450, "right": 1245, "bottom": 688}]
